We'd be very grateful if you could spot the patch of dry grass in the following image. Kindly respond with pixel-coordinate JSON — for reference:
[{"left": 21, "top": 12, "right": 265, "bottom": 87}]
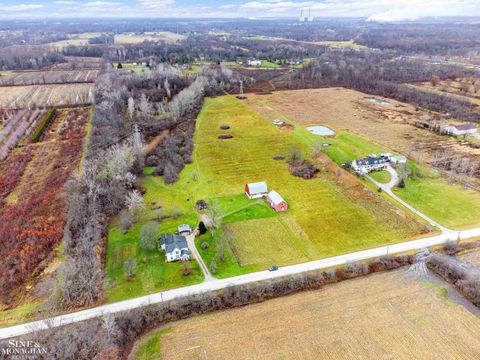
[{"left": 158, "top": 268, "right": 480, "bottom": 360}]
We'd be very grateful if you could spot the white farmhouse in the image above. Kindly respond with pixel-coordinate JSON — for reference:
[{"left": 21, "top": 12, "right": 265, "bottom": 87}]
[
  {"left": 247, "top": 59, "right": 262, "bottom": 66},
  {"left": 159, "top": 234, "right": 190, "bottom": 262},
  {"left": 352, "top": 156, "right": 388, "bottom": 175}
]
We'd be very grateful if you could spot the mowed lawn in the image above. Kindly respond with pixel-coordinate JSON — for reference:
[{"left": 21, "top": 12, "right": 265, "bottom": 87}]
[
  {"left": 104, "top": 173, "right": 204, "bottom": 302},
  {"left": 394, "top": 175, "right": 480, "bottom": 229},
  {"left": 192, "top": 95, "right": 425, "bottom": 265},
  {"left": 304, "top": 130, "right": 480, "bottom": 230}
]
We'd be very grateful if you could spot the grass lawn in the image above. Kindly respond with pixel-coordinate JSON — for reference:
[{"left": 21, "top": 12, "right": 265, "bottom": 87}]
[
  {"left": 195, "top": 230, "right": 258, "bottom": 278},
  {"left": 394, "top": 174, "right": 480, "bottom": 229},
  {"left": 131, "top": 328, "right": 171, "bottom": 360},
  {"left": 315, "top": 40, "right": 367, "bottom": 50},
  {"left": 0, "top": 301, "right": 41, "bottom": 327},
  {"left": 369, "top": 170, "right": 391, "bottom": 184},
  {"left": 318, "top": 131, "right": 386, "bottom": 166},
  {"left": 302, "top": 127, "right": 480, "bottom": 230},
  {"left": 104, "top": 172, "right": 204, "bottom": 302},
  {"left": 260, "top": 60, "right": 281, "bottom": 68}
]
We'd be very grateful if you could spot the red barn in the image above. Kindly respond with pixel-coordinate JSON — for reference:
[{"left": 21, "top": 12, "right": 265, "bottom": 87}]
[
  {"left": 267, "top": 190, "right": 288, "bottom": 212},
  {"left": 245, "top": 181, "right": 268, "bottom": 199}
]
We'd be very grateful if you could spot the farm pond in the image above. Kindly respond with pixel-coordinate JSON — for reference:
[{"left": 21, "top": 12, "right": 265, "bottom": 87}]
[{"left": 306, "top": 125, "right": 335, "bottom": 136}]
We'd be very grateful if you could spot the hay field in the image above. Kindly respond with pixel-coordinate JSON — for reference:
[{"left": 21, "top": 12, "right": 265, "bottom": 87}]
[
  {"left": 0, "top": 83, "right": 94, "bottom": 108},
  {"left": 244, "top": 87, "right": 480, "bottom": 166},
  {"left": 157, "top": 269, "right": 480, "bottom": 360},
  {"left": 114, "top": 32, "right": 185, "bottom": 45},
  {"left": 155, "top": 95, "right": 426, "bottom": 270},
  {"left": 245, "top": 88, "right": 480, "bottom": 229}
]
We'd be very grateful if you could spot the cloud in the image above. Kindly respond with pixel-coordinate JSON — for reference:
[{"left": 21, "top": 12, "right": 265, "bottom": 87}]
[
  {"left": 137, "top": 0, "right": 175, "bottom": 9},
  {"left": 1, "top": 0, "right": 479, "bottom": 20},
  {"left": 0, "top": 3, "right": 44, "bottom": 13},
  {"left": 83, "top": 1, "right": 120, "bottom": 7}
]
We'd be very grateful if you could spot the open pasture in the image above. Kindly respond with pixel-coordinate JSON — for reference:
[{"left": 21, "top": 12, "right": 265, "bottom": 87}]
[
  {"left": 0, "top": 83, "right": 94, "bottom": 108},
  {"left": 137, "top": 95, "right": 427, "bottom": 276},
  {"left": 245, "top": 87, "right": 480, "bottom": 169},
  {"left": 114, "top": 32, "right": 185, "bottom": 45},
  {"left": 155, "top": 268, "right": 480, "bottom": 360},
  {"left": 0, "top": 69, "right": 98, "bottom": 86},
  {"left": 245, "top": 88, "right": 480, "bottom": 229}
]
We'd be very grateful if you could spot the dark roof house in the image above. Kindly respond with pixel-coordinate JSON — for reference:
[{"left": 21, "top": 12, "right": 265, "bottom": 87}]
[{"left": 160, "top": 234, "right": 190, "bottom": 262}]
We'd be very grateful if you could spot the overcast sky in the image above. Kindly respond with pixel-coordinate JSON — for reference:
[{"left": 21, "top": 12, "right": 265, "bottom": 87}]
[{"left": 1, "top": 0, "right": 479, "bottom": 21}]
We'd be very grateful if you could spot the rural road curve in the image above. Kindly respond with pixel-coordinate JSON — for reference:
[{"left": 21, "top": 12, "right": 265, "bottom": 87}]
[{"left": 1, "top": 224, "right": 480, "bottom": 340}]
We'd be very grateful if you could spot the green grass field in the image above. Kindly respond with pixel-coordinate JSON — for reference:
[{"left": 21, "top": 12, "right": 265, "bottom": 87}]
[
  {"left": 131, "top": 328, "right": 171, "bottom": 360},
  {"left": 110, "top": 95, "right": 425, "bottom": 281},
  {"left": 369, "top": 170, "right": 391, "bottom": 184},
  {"left": 301, "top": 128, "right": 480, "bottom": 230},
  {"left": 104, "top": 173, "right": 204, "bottom": 302},
  {"left": 188, "top": 96, "right": 425, "bottom": 269},
  {"left": 394, "top": 174, "right": 480, "bottom": 229}
]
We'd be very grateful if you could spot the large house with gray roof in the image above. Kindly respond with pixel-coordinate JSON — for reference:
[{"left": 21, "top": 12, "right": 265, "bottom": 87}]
[
  {"left": 352, "top": 155, "right": 388, "bottom": 175},
  {"left": 159, "top": 234, "right": 190, "bottom": 262}
]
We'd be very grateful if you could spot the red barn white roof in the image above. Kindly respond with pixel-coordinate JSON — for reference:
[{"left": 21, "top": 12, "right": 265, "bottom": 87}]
[
  {"left": 247, "top": 181, "right": 268, "bottom": 195},
  {"left": 267, "top": 190, "right": 286, "bottom": 205}
]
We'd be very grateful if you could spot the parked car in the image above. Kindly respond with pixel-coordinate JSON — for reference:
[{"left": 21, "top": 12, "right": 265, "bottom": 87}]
[{"left": 268, "top": 265, "right": 279, "bottom": 272}]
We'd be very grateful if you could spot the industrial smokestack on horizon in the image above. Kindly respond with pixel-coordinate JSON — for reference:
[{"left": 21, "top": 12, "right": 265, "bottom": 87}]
[{"left": 299, "top": 7, "right": 314, "bottom": 22}]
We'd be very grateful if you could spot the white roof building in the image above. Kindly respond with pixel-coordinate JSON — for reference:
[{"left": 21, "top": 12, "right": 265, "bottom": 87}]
[{"left": 245, "top": 181, "right": 268, "bottom": 198}]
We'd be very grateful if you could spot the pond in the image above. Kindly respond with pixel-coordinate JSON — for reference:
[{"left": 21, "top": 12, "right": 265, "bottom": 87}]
[
  {"left": 366, "top": 97, "right": 390, "bottom": 105},
  {"left": 306, "top": 125, "right": 335, "bottom": 136}
]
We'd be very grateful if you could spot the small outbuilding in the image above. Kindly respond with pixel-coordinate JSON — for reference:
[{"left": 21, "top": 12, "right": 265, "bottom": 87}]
[
  {"left": 245, "top": 181, "right": 268, "bottom": 199},
  {"left": 390, "top": 155, "right": 407, "bottom": 164},
  {"left": 445, "top": 124, "right": 477, "bottom": 136},
  {"left": 267, "top": 190, "right": 288, "bottom": 212},
  {"left": 178, "top": 224, "right": 192, "bottom": 236}
]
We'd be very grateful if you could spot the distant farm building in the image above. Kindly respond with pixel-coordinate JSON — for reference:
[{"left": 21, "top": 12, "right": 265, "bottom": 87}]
[
  {"left": 247, "top": 59, "right": 262, "bottom": 66},
  {"left": 245, "top": 181, "right": 268, "bottom": 199},
  {"left": 445, "top": 124, "right": 477, "bottom": 136},
  {"left": 160, "top": 234, "right": 190, "bottom": 262},
  {"left": 352, "top": 155, "right": 388, "bottom": 175},
  {"left": 267, "top": 190, "right": 288, "bottom": 212}
]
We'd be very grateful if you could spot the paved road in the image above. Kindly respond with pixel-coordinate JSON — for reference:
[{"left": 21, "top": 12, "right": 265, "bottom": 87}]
[
  {"left": 1, "top": 223, "right": 480, "bottom": 340},
  {"left": 1, "top": 165, "right": 479, "bottom": 340}
]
